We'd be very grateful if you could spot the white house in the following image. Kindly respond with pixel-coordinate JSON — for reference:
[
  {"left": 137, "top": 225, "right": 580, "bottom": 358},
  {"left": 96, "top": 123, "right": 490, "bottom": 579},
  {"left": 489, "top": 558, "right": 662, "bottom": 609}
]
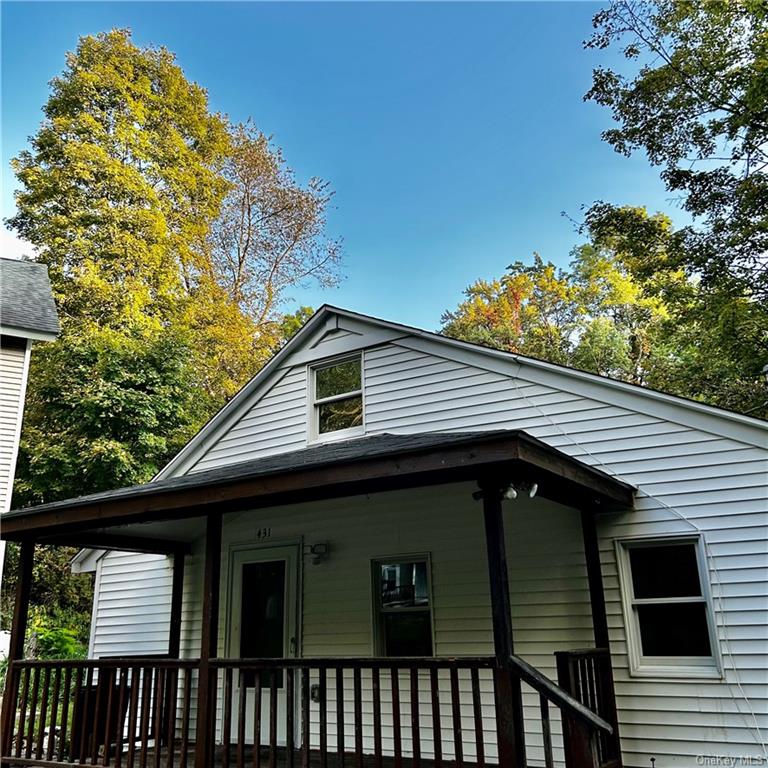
[{"left": 2, "top": 305, "right": 766, "bottom": 768}]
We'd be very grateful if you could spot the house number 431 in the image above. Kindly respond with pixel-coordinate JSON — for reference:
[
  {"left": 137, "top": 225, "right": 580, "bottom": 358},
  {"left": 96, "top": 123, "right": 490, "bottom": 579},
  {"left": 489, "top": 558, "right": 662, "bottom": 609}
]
[{"left": 256, "top": 527, "right": 272, "bottom": 540}]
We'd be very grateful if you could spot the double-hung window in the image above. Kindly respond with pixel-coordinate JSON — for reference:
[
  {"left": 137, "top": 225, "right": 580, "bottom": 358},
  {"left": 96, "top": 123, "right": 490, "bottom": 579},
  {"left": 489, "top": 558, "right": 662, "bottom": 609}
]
[
  {"left": 618, "top": 536, "right": 719, "bottom": 677},
  {"left": 311, "top": 355, "right": 364, "bottom": 439},
  {"left": 373, "top": 558, "right": 433, "bottom": 657}
]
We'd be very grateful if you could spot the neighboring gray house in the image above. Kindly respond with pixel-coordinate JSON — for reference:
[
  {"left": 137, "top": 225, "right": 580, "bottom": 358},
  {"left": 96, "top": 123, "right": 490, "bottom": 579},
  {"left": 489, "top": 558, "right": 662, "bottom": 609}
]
[
  {"left": 0, "top": 256, "right": 59, "bottom": 576},
  {"left": 1, "top": 305, "right": 766, "bottom": 768}
]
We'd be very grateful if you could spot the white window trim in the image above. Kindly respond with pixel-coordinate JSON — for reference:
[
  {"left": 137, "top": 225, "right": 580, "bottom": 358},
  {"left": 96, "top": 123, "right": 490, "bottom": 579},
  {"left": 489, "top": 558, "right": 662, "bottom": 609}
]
[
  {"left": 307, "top": 352, "right": 366, "bottom": 444},
  {"left": 371, "top": 553, "right": 435, "bottom": 657},
  {"left": 615, "top": 534, "right": 722, "bottom": 680}
]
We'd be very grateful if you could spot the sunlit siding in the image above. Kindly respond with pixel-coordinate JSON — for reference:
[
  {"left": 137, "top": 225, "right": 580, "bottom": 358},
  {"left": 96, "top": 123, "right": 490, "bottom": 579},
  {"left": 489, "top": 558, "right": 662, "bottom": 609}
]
[
  {"left": 191, "top": 367, "right": 308, "bottom": 472},
  {"left": 91, "top": 332, "right": 768, "bottom": 767},
  {"left": 362, "top": 342, "right": 768, "bottom": 766},
  {"left": 0, "top": 342, "right": 29, "bottom": 512},
  {"left": 89, "top": 551, "right": 173, "bottom": 658}
]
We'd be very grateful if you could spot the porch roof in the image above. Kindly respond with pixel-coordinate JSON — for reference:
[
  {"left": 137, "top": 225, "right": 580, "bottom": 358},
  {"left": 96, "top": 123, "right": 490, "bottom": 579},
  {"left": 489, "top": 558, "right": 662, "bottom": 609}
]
[{"left": 1, "top": 430, "right": 634, "bottom": 547}]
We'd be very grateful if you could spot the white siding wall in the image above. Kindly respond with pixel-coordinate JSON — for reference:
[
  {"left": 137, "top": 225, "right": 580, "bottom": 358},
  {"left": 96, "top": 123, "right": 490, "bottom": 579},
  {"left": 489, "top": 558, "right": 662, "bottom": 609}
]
[
  {"left": 192, "top": 367, "right": 308, "bottom": 472},
  {"left": 92, "top": 335, "right": 768, "bottom": 767},
  {"left": 0, "top": 341, "right": 30, "bottom": 512},
  {"left": 89, "top": 551, "right": 173, "bottom": 658}
]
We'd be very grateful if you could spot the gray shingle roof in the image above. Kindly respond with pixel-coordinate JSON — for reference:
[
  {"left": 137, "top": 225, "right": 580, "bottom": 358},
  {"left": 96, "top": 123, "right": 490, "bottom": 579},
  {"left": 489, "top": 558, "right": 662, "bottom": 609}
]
[
  {"left": 0, "top": 257, "right": 59, "bottom": 338},
  {"left": 3, "top": 430, "right": 634, "bottom": 522},
  {"left": 4, "top": 431, "right": 516, "bottom": 518}
]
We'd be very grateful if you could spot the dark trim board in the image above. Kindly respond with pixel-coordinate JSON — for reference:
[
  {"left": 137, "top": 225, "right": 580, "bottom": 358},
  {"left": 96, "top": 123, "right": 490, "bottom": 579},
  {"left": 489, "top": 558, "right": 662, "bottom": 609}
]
[
  {"left": 38, "top": 533, "right": 192, "bottom": 556},
  {"left": 0, "top": 431, "right": 635, "bottom": 543}
]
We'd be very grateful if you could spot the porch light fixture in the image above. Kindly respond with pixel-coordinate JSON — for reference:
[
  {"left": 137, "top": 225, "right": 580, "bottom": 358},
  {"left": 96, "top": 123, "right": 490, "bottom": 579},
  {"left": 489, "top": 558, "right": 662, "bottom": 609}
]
[
  {"left": 503, "top": 481, "right": 538, "bottom": 500},
  {"left": 309, "top": 542, "right": 330, "bottom": 565},
  {"left": 472, "top": 481, "right": 539, "bottom": 502}
]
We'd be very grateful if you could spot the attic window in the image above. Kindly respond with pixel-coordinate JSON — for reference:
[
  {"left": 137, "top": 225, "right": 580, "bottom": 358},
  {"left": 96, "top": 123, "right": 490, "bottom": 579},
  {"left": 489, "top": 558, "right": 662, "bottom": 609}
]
[{"left": 311, "top": 355, "right": 364, "bottom": 438}]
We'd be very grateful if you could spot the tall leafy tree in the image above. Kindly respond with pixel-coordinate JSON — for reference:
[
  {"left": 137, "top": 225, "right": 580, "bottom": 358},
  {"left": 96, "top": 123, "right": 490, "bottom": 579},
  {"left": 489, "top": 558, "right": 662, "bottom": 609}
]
[
  {"left": 585, "top": 0, "right": 768, "bottom": 301},
  {"left": 4, "top": 30, "right": 341, "bottom": 642},
  {"left": 7, "top": 31, "right": 341, "bottom": 508},
  {"left": 9, "top": 29, "right": 230, "bottom": 328},
  {"left": 7, "top": 30, "right": 231, "bottom": 507}
]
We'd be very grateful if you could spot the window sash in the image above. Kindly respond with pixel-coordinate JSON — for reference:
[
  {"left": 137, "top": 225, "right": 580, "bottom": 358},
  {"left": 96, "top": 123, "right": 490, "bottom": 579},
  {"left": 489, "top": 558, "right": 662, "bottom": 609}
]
[
  {"left": 310, "top": 355, "right": 365, "bottom": 440},
  {"left": 617, "top": 536, "right": 720, "bottom": 677},
  {"left": 372, "top": 557, "right": 434, "bottom": 657},
  {"left": 314, "top": 388, "right": 362, "bottom": 406}
]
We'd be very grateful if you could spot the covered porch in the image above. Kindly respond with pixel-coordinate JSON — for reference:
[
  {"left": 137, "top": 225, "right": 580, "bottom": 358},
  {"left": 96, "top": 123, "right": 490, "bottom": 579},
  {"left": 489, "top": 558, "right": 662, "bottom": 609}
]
[{"left": 0, "top": 431, "right": 634, "bottom": 768}]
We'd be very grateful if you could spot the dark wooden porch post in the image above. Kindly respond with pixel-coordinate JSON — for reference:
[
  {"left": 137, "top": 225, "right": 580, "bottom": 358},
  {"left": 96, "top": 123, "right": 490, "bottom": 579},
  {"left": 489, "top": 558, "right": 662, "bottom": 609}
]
[
  {"left": 195, "top": 514, "right": 222, "bottom": 768},
  {"left": 168, "top": 551, "right": 186, "bottom": 658},
  {"left": 580, "top": 510, "right": 609, "bottom": 649},
  {"left": 1, "top": 540, "right": 34, "bottom": 756},
  {"left": 579, "top": 507, "right": 622, "bottom": 766},
  {"left": 478, "top": 479, "right": 527, "bottom": 768}
]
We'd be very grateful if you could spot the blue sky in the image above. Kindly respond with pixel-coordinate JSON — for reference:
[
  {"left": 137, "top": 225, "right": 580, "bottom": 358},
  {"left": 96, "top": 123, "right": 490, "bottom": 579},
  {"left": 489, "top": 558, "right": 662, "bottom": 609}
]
[{"left": 1, "top": 2, "right": 681, "bottom": 330}]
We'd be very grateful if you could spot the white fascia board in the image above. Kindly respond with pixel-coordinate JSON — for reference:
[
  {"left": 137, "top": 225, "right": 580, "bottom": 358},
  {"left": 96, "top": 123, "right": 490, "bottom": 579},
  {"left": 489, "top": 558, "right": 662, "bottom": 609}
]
[
  {"left": 0, "top": 325, "right": 58, "bottom": 342},
  {"left": 71, "top": 548, "right": 106, "bottom": 574}
]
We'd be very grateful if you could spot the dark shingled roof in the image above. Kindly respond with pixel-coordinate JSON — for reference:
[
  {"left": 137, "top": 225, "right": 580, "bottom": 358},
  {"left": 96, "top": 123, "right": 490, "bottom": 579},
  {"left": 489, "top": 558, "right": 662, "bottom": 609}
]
[
  {"left": 4, "top": 432, "right": 515, "bottom": 518},
  {"left": 0, "top": 257, "right": 59, "bottom": 338},
  {"left": 4, "top": 430, "right": 634, "bottom": 524}
]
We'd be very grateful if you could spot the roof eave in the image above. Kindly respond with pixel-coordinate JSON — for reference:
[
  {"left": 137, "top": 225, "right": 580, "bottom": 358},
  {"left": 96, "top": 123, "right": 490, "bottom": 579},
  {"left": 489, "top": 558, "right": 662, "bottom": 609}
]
[{"left": 1, "top": 324, "right": 58, "bottom": 342}]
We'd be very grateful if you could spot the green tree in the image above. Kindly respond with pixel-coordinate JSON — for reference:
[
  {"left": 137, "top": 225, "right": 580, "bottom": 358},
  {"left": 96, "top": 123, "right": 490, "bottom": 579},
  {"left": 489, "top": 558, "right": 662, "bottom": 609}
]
[
  {"left": 4, "top": 30, "right": 343, "bottom": 640},
  {"left": 585, "top": 0, "right": 768, "bottom": 301},
  {"left": 584, "top": 205, "right": 768, "bottom": 416},
  {"left": 442, "top": 208, "right": 768, "bottom": 417},
  {"left": 8, "top": 29, "right": 230, "bottom": 329},
  {"left": 442, "top": 241, "right": 670, "bottom": 383},
  {"left": 7, "top": 29, "right": 229, "bottom": 507}
]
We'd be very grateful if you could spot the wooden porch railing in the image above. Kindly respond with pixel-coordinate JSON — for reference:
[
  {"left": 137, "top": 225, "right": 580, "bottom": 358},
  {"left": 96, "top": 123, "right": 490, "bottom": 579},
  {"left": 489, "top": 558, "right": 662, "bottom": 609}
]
[
  {"left": 1, "top": 654, "right": 614, "bottom": 768},
  {"left": 1, "top": 658, "right": 198, "bottom": 768},
  {"left": 555, "top": 649, "right": 621, "bottom": 768}
]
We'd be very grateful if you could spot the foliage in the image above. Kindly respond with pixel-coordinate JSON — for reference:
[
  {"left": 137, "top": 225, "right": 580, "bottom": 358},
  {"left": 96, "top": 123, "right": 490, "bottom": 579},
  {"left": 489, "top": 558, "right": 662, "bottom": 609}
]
[
  {"left": 585, "top": 0, "right": 768, "bottom": 301},
  {"left": 8, "top": 29, "right": 230, "bottom": 330},
  {"left": 1, "top": 544, "right": 93, "bottom": 644},
  {"left": 14, "top": 326, "right": 209, "bottom": 505},
  {"left": 7, "top": 30, "right": 340, "bottom": 510},
  {"left": 27, "top": 608, "right": 89, "bottom": 659},
  {"left": 4, "top": 29, "right": 340, "bottom": 641},
  {"left": 442, "top": 207, "right": 768, "bottom": 417}
]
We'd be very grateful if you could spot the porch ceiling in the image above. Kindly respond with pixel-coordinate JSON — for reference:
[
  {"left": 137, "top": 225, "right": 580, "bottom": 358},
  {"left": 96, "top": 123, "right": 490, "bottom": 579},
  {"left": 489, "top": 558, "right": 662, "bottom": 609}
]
[{"left": 1, "top": 430, "right": 634, "bottom": 547}]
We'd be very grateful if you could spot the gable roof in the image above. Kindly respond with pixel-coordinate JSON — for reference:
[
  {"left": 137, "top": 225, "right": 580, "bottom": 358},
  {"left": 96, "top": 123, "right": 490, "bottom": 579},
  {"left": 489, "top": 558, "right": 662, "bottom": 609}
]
[
  {"left": 157, "top": 304, "right": 767, "bottom": 479},
  {"left": 0, "top": 257, "right": 59, "bottom": 340}
]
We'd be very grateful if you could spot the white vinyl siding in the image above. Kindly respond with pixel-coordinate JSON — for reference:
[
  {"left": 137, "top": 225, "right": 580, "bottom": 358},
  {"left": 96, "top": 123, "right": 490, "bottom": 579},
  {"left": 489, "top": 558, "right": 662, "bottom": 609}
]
[
  {"left": 0, "top": 341, "right": 30, "bottom": 512},
  {"left": 191, "top": 367, "right": 308, "bottom": 472},
  {"left": 89, "top": 551, "right": 173, "bottom": 658},
  {"left": 92, "top": 330, "right": 768, "bottom": 768}
]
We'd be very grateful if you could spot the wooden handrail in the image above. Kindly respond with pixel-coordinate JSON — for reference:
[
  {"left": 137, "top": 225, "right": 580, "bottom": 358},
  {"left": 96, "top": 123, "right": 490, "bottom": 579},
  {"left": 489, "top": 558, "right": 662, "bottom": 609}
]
[
  {"left": 508, "top": 653, "right": 613, "bottom": 734},
  {"left": 10, "top": 658, "right": 200, "bottom": 669},
  {"left": 210, "top": 656, "right": 497, "bottom": 669}
]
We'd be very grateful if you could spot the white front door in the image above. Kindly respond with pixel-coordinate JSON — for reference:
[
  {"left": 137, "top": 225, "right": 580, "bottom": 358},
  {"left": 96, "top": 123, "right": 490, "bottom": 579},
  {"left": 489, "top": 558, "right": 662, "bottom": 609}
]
[{"left": 227, "top": 544, "right": 300, "bottom": 745}]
